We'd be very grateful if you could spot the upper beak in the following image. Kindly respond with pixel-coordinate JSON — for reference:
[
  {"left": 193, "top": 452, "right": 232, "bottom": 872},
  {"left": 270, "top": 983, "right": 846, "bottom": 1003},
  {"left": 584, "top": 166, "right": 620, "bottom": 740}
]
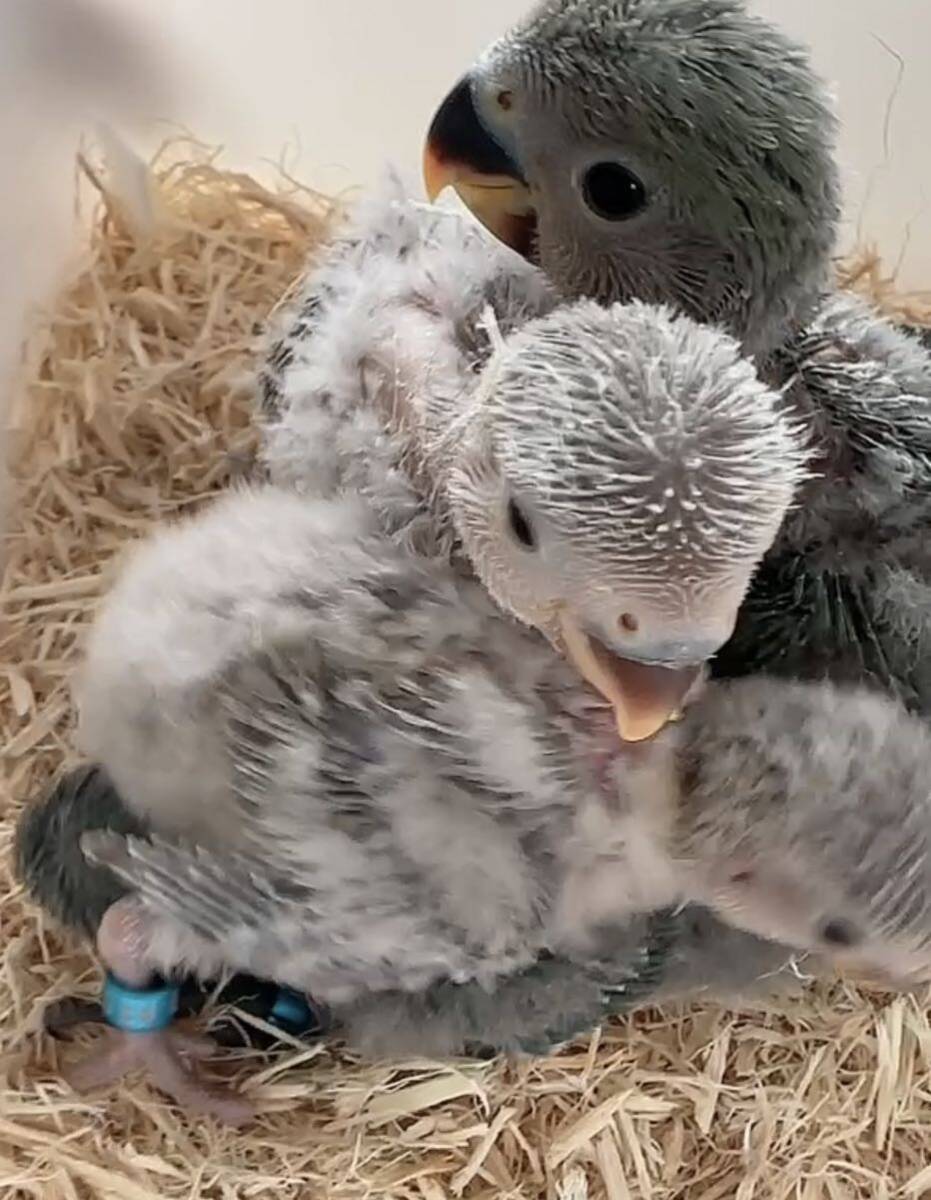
[
  {"left": 559, "top": 611, "right": 709, "bottom": 743},
  {"left": 424, "top": 75, "right": 537, "bottom": 258}
]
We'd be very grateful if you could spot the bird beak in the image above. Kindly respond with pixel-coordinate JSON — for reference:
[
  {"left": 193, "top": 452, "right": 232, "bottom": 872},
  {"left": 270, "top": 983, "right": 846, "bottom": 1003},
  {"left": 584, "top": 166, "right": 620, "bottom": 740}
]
[
  {"left": 558, "top": 611, "right": 703, "bottom": 743},
  {"left": 424, "top": 75, "right": 537, "bottom": 259}
]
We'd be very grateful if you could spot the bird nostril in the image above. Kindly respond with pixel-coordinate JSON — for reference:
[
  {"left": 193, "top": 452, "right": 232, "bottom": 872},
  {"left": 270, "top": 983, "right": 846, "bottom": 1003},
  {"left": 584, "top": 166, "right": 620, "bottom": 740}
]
[{"left": 618, "top": 612, "right": 639, "bottom": 634}]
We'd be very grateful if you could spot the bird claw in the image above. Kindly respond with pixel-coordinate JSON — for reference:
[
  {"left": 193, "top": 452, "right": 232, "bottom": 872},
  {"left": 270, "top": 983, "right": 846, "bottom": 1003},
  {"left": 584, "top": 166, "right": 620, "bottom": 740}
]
[{"left": 64, "top": 1025, "right": 254, "bottom": 1126}]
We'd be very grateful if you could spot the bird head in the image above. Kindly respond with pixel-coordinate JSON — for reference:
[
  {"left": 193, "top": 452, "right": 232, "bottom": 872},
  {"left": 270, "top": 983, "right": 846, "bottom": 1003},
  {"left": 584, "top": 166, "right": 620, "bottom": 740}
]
[
  {"left": 424, "top": 0, "right": 840, "bottom": 356},
  {"left": 445, "top": 300, "right": 806, "bottom": 743},
  {"left": 675, "top": 680, "right": 931, "bottom": 986}
]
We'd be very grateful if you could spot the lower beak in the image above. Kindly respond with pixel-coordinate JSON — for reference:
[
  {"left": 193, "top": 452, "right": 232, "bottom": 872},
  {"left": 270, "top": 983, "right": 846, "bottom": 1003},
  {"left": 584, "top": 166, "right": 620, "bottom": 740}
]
[
  {"left": 424, "top": 146, "right": 536, "bottom": 255},
  {"left": 423, "top": 76, "right": 537, "bottom": 258},
  {"left": 559, "top": 611, "right": 704, "bottom": 743}
]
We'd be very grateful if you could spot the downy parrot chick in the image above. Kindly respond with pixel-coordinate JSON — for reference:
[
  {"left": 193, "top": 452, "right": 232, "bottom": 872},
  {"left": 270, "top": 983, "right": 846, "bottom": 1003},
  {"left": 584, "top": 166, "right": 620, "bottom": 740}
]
[
  {"left": 424, "top": 0, "right": 931, "bottom": 711},
  {"left": 668, "top": 679, "right": 931, "bottom": 985},
  {"left": 70, "top": 484, "right": 931, "bottom": 1121},
  {"left": 63, "top": 295, "right": 805, "bottom": 1119}
]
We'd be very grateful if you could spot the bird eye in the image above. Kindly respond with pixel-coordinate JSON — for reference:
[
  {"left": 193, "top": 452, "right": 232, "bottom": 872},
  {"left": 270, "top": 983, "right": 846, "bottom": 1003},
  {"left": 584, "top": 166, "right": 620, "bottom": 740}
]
[
  {"left": 581, "top": 162, "right": 648, "bottom": 222},
  {"left": 507, "top": 499, "right": 536, "bottom": 550},
  {"left": 496, "top": 90, "right": 514, "bottom": 111},
  {"left": 819, "top": 918, "right": 861, "bottom": 948}
]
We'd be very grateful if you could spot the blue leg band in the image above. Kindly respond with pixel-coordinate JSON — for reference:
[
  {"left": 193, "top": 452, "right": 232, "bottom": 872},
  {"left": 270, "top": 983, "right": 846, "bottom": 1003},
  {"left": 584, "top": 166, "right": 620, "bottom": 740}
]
[
  {"left": 268, "top": 986, "right": 321, "bottom": 1036},
  {"left": 102, "top": 973, "right": 180, "bottom": 1033}
]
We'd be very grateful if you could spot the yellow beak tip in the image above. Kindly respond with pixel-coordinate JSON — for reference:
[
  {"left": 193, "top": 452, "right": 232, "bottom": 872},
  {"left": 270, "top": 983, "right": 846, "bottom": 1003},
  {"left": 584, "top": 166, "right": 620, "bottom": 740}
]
[{"left": 422, "top": 145, "right": 452, "bottom": 203}]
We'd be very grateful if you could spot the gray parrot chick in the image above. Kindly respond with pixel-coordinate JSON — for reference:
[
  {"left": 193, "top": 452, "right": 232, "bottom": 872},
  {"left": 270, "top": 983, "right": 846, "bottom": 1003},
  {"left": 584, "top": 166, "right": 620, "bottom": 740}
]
[
  {"left": 79, "top": 498, "right": 931, "bottom": 1033},
  {"left": 79, "top": 488, "right": 931, "bottom": 1005},
  {"left": 425, "top": 0, "right": 840, "bottom": 357},
  {"left": 69, "top": 484, "right": 931, "bottom": 1117}
]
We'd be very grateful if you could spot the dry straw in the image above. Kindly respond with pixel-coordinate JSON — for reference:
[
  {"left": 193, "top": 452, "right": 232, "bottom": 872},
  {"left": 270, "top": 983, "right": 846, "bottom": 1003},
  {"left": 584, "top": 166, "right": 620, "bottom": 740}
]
[{"left": 1, "top": 140, "right": 930, "bottom": 1199}]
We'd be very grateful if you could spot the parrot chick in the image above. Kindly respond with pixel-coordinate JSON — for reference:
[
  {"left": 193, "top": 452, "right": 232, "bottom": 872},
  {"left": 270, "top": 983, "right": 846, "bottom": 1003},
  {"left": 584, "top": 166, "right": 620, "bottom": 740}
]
[
  {"left": 60, "top": 297, "right": 805, "bottom": 1119},
  {"left": 71, "top": 479, "right": 931, "bottom": 1115},
  {"left": 63, "top": 280, "right": 806, "bottom": 1113},
  {"left": 667, "top": 678, "right": 931, "bottom": 985}
]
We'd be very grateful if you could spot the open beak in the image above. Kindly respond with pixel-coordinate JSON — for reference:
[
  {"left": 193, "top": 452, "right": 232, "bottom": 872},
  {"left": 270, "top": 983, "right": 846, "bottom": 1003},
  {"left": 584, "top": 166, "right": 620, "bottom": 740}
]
[
  {"left": 424, "top": 75, "right": 537, "bottom": 259},
  {"left": 559, "top": 611, "right": 704, "bottom": 743}
]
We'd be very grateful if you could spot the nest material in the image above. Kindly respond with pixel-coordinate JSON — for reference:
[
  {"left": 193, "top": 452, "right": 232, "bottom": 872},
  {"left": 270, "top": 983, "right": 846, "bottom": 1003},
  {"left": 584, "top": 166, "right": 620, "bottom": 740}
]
[{"left": 1, "top": 142, "right": 931, "bottom": 1200}]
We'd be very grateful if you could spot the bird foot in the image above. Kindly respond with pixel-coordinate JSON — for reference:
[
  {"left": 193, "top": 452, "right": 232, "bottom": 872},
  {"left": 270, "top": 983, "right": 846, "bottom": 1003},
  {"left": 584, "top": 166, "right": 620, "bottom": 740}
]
[
  {"left": 64, "top": 1024, "right": 253, "bottom": 1126},
  {"left": 60, "top": 895, "right": 253, "bottom": 1124}
]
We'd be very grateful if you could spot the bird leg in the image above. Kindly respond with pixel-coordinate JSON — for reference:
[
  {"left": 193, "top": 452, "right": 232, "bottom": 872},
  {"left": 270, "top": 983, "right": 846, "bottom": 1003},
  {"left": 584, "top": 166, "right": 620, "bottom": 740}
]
[{"left": 63, "top": 896, "right": 254, "bottom": 1125}]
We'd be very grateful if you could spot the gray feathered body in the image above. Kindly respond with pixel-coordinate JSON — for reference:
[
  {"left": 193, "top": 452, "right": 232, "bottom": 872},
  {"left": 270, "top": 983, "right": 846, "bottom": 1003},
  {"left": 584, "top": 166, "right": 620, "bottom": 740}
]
[
  {"left": 77, "top": 487, "right": 931, "bottom": 1051},
  {"left": 77, "top": 489, "right": 653, "bottom": 999},
  {"left": 714, "top": 299, "right": 931, "bottom": 707},
  {"left": 260, "top": 183, "right": 556, "bottom": 563},
  {"left": 76, "top": 488, "right": 697, "bottom": 1058},
  {"left": 78, "top": 490, "right": 931, "bottom": 1057}
]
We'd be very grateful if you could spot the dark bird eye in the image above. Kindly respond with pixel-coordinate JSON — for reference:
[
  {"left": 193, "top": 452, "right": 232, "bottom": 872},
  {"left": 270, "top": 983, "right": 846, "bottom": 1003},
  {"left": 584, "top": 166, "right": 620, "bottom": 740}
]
[
  {"left": 581, "top": 162, "right": 648, "bottom": 222},
  {"left": 507, "top": 499, "right": 536, "bottom": 549},
  {"left": 820, "top": 918, "right": 861, "bottom": 948}
]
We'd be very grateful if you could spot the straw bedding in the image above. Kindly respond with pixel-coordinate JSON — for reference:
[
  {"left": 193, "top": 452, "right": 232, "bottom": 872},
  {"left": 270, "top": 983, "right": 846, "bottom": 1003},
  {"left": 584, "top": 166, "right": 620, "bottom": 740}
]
[{"left": 1, "top": 142, "right": 931, "bottom": 1200}]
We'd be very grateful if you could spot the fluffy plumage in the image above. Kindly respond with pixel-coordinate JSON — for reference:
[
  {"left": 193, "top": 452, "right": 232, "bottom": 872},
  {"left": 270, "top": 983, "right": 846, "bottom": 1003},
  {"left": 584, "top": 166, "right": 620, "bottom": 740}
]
[
  {"left": 420, "top": 0, "right": 931, "bottom": 709},
  {"left": 84, "top": 297, "right": 806, "bottom": 832},
  {"left": 247, "top": 0, "right": 931, "bottom": 1056},
  {"left": 76, "top": 488, "right": 931, "bottom": 1066},
  {"left": 264, "top": 286, "right": 806, "bottom": 748},
  {"left": 17, "top": 763, "right": 786, "bottom": 1059}
]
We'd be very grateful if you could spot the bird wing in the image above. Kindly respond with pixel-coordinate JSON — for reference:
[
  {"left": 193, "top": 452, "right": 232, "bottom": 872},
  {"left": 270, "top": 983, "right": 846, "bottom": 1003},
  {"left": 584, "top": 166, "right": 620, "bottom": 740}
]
[
  {"left": 81, "top": 830, "right": 306, "bottom": 944},
  {"left": 259, "top": 174, "right": 547, "bottom": 419},
  {"left": 257, "top": 174, "right": 554, "bottom": 556}
]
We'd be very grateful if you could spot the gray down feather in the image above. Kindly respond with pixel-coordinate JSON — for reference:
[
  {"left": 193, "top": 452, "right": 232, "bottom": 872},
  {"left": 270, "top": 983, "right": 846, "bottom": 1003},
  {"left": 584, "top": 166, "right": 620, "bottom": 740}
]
[{"left": 79, "top": 489, "right": 931, "bottom": 1057}]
